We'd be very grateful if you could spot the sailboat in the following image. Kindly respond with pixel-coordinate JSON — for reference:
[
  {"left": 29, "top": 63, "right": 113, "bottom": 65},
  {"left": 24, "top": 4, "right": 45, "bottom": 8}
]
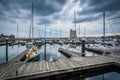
[
  {"left": 25, "top": 1, "right": 40, "bottom": 62},
  {"left": 94, "top": 12, "right": 120, "bottom": 50},
  {"left": 26, "top": 46, "right": 39, "bottom": 62},
  {"left": 59, "top": 29, "right": 63, "bottom": 45},
  {"left": 25, "top": 1, "right": 34, "bottom": 48},
  {"left": 101, "top": 12, "right": 119, "bottom": 48}
]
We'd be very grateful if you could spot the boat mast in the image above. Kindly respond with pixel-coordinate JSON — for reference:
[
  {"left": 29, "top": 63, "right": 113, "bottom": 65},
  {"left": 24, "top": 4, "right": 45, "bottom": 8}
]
[
  {"left": 32, "top": 1, "right": 34, "bottom": 39},
  {"left": 50, "top": 28, "right": 51, "bottom": 38},
  {"left": 17, "top": 23, "right": 18, "bottom": 38},
  {"left": 45, "top": 24, "right": 46, "bottom": 38},
  {"left": 79, "top": 25, "right": 80, "bottom": 38},
  {"left": 44, "top": 24, "right": 46, "bottom": 61},
  {"left": 29, "top": 18, "right": 32, "bottom": 39},
  {"left": 84, "top": 26, "right": 86, "bottom": 38},
  {"left": 74, "top": 10, "right": 76, "bottom": 31},
  {"left": 103, "top": 12, "right": 105, "bottom": 41},
  {"left": 39, "top": 28, "right": 40, "bottom": 37},
  {"left": 60, "top": 29, "right": 62, "bottom": 39},
  {"left": 56, "top": 28, "right": 57, "bottom": 41}
]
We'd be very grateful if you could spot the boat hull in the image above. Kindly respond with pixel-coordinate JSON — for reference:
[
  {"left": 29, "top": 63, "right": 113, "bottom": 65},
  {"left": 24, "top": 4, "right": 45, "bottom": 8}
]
[{"left": 25, "top": 51, "right": 40, "bottom": 62}]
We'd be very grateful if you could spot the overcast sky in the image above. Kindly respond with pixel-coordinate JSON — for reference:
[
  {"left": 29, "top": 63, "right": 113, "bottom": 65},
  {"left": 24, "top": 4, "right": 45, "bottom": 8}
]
[{"left": 0, "top": 0, "right": 120, "bottom": 38}]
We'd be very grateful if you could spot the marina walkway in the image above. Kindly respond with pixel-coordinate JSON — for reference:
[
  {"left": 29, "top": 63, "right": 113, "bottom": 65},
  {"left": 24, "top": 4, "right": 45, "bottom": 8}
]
[{"left": 0, "top": 54, "right": 120, "bottom": 80}]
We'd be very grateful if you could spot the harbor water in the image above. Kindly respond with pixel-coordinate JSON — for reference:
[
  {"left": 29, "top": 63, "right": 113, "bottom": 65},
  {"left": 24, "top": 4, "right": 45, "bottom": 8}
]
[
  {"left": 85, "top": 72, "right": 120, "bottom": 80},
  {"left": 0, "top": 44, "right": 99, "bottom": 62},
  {"left": 0, "top": 45, "right": 26, "bottom": 63},
  {"left": 39, "top": 44, "right": 98, "bottom": 61}
]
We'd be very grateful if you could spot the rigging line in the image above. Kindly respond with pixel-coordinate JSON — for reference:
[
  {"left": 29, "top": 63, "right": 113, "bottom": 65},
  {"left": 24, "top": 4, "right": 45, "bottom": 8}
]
[
  {"left": 39, "top": 28, "right": 40, "bottom": 37},
  {"left": 107, "top": 16, "right": 120, "bottom": 20},
  {"left": 106, "top": 18, "right": 115, "bottom": 35},
  {"left": 109, "top": 22, "right": 115, "bottom": 35}
]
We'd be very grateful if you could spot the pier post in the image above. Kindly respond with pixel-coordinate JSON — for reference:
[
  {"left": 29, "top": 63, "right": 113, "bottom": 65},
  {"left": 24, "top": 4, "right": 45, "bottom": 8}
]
[
  {"left": 93, "top": 40, "right": 95, "bottom": 46},
  {"left": 81, "top": 38, "right": 85, "bottom": 57},
  {"left": 44, "top": 39, "right": 46, "bottom": 61},
  {"left": 6, "top": 38, "right": 8, "bottom": 61},
  {"left": 16, "top": 69, "right": 18, "bottom": 76}
]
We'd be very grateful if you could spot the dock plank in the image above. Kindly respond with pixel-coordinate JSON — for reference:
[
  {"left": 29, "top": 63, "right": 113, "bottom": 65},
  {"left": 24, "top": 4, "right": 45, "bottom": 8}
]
[{"left": 49, "top": 62, "right": 55, "bottom": 71}]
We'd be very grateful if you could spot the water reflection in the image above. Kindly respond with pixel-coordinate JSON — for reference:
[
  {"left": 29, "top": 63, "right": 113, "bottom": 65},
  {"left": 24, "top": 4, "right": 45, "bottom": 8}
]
[
  {"left": 85, "top": 72, "right": 120, "bottom": 80},
  {"left": 66, "top": 44, "right": 98, "bottom": 56},
  {"left": 0, "top": 43, "right": 100, "bottom": 63},
  {"left": 39, "top": 44, "right": 67, "bottom": 61},
  {"left": 39, "top": 44, "right": 98, "bottom": 62},
  {"left": 0, "top": 45, "right": 26, "bottom": 63}
]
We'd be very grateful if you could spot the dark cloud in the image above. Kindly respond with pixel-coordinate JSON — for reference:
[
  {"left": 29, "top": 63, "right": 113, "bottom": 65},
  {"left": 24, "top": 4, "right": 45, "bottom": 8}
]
[
  {"left": 75, "top": 0, "right": 120, "bottom": 23},
  {"left": 78, "top": 0, "right": 120, "bottom": 15},
  {"left": 0, "top": 0, "right": 67, "bottom": 24},
  {"left": 74, "top": 13, "right": 102, "bottom": 23},
  {"left": 35, "top": 0, "right": 67, "bottom": 16},
  {"left": 56, "top": 0, "right": 67, "bottom": 5},
  {"left": 107, "top": 16, "right": 120, "bottom": 20},
  {"left": 37, "top": 19, "right": 51, "bottom": 25}
]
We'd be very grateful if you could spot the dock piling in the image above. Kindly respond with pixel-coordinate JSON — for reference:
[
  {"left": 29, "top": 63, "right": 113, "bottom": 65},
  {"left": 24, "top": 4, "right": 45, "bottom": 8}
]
[
  {"left": 44, "top": 39, "right": 46, "bottom": 61},
  {"left": 93, "top": 40, "right": 95, "bottom": 46},
  {"left": 6, "top": 38, "right": 8, "bottom": 61},
  {"left": 81, "top": 39, "right": 85, "bottom": 57},
  {"left": 16, "top": 68, "right": 18, "bottom": 76}
]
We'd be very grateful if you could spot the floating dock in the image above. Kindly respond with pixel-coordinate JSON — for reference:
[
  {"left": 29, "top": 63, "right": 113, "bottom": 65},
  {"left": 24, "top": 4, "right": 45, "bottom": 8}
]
[
  {"left": 85, "top": 46, "right": 120, "bottom": 55},
  {"left": 59, "top": 48, "right": 80, "bottom": 57}
]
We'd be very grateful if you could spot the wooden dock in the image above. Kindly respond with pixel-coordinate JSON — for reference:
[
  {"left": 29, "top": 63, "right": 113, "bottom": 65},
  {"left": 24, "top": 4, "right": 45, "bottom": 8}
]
[
  {"left": 10, "top": 49, "right": 29, "bottom": 62},
  {"left": 59, "top": 48, "right": 80, "bottom": 57},
  {"left": 0, "top": 47, "right": 120, "bottom": 80},
  {"left": 85, "top": 46, "right": 120, "bottom": 55}
]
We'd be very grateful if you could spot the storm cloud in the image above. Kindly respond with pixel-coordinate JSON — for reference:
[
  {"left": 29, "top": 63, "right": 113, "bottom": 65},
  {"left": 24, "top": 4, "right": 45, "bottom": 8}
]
[
  {"left": 78, "top": 0, "right": 120, "bottom": 14},
  {"left": 74, "top": 0, "right": 120, "bottom": 24},
  {"left": 0, "top": 0, "right": 119, "bottom": 37},
  {"left": 0, "top": 0, "right": 67, "bottom": 23}
]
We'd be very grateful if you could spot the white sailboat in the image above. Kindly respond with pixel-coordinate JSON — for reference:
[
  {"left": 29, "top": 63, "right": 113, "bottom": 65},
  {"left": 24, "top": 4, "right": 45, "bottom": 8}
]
[
  {"left": 26, "top": 46, "right": 39, "bottom": 62},
  {"left": 25, "top": 1, "right": 40, "bottom": 62},
  {"left": 90, "top": 12, "right": 120, "bottom": 53}
]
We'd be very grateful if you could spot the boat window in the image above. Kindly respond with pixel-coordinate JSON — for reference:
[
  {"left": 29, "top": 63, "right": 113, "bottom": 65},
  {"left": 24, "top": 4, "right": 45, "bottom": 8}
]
[
  {"left": 107, "top": 43, "right": 113, "bottom": 47},
  {"left": 101, "top": 43, "right": 106, "bottom": 45},
  {"left": 115, "top": 44, "right": 119, "bottom": 46}
]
